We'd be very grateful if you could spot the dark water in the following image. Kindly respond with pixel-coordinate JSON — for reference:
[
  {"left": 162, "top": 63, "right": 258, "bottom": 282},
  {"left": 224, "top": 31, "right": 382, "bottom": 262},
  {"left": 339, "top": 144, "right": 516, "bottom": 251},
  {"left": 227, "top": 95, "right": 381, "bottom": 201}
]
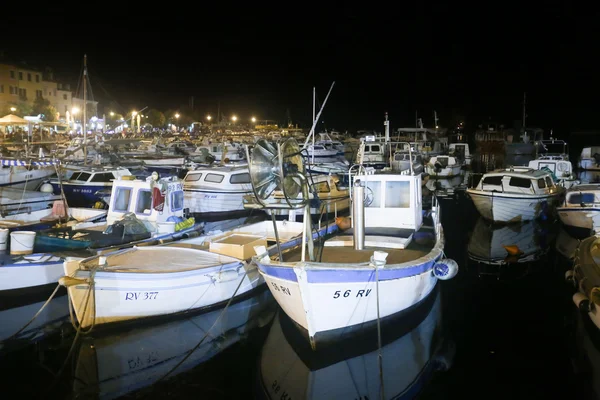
[{"left": 2, "top": 171, "right": 600, "bottom": 399}]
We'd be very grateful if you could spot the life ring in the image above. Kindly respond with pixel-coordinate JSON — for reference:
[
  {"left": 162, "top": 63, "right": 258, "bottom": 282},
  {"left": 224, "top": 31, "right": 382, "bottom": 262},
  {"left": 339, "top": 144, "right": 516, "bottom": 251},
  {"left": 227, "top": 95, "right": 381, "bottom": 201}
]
[{"left": 433, "top": 258, "right": 459, "bottom": 280}]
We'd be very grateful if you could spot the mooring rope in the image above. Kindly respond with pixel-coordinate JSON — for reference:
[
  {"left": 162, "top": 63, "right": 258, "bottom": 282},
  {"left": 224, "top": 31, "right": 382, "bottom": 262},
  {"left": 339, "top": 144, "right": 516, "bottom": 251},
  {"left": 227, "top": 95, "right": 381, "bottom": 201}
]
[{"left": 6, "top": 283, "right": 62, "bottom": 341}]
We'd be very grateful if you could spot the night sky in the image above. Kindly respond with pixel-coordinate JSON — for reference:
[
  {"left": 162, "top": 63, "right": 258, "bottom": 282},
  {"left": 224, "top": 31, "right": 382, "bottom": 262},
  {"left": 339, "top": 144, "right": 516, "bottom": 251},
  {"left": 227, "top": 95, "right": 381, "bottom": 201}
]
[{"left": 1, "top": 6, "right": 598, "bottom": 135}]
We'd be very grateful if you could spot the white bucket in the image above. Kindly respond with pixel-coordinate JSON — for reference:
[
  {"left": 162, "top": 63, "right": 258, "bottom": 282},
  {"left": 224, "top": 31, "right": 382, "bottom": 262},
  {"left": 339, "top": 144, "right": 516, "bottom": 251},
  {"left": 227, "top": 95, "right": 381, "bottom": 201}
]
[
  {"left": 156, "top": 222, "right": 176, "bottom": 234},
  {"left": 0, "top": 228, "right": 8, "bottom": 252},
  {"left": 10, "top": 231, "right": 36, "bottom": 255}
]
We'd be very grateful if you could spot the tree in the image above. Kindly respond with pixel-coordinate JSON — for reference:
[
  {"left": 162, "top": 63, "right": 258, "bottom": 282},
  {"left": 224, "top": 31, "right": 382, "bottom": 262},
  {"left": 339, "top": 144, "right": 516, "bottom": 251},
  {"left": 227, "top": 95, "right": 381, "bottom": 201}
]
[
  {"left": 32, "top": 97, "right": 58, "bottom": 122},
  {"left": 1, "top": 101, "right": 33, "bottom": 117},
  {"left": 146, "top": 109, "right": 166, "bottom": 128}
]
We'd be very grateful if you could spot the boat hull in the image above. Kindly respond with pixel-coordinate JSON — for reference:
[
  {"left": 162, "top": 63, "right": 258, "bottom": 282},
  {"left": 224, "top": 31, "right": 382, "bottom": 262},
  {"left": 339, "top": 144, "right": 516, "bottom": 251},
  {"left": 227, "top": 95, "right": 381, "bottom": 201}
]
[
  {"left": 557, "top": 207, "right": 600, "bottom": 232},
  {"left": 0, "top": 254, "right": 66, "bottom": 295},
  {"left": 184, "top": 189, "right": 251, "bottom": 215},
  {"left": 64, "top": 260, "right": 264, "bottom": 328},
  {"left": 51, "top": 182, "right": 109, "bottom": 206},
  {"left": 467, "top": 190, "right": 563, "bottom": 223},
  {"left": 425, "top": 164, "right": 462, "bottom": 178}
]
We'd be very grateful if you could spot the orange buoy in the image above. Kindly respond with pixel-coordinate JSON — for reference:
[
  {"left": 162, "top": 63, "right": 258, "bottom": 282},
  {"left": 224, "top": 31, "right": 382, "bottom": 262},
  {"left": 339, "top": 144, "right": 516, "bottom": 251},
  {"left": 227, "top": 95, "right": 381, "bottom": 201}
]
[{"left": 503, "top": 245, "right": 523, "bottom": 256}]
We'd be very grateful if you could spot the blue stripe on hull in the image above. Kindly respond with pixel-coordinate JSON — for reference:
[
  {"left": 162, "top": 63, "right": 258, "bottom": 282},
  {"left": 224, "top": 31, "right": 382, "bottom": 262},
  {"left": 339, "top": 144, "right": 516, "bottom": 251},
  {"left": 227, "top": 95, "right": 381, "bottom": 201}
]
[{"left": 51, "top": 183, "right": 107, "bottom": 205}]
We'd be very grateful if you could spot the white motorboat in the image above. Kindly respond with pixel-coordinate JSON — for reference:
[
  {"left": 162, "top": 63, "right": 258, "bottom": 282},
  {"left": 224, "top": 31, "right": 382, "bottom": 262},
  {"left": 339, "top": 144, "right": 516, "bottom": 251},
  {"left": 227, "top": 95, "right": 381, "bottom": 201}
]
[
  {"left": 528, "top": 155, "right": 578, "bottom": 188},
  {"left": 448, "top": 142, "right": 472, "bottom": 166},
  {"left": 557, "top": 183, "right": 600, "bottom": 233},
  {"left": 193, "top": 142, "right": 245, "bottom": 162},
  {"left": 578, "top": 147, "right": 600, "bottom": 171},
  {"left": 467, "top": 167, "right": 565, "bottom": 223},
  {"left": 425, "top": 155, "right": 462, "bottom": 178},
  {"left": 183, "top": 165, "right": 254, "bottom": 219},
  {"left": 0, "top": 159, "right": 56, "bottom": 190},
  {"left": 246, "top": 133, "right": 458, "bottom": 349},
  {"left": 391, "top": 151, "right": 424, "bottom": 175},
  {"left": 304, "top": 144, "right": 339, "bottom": 158}
]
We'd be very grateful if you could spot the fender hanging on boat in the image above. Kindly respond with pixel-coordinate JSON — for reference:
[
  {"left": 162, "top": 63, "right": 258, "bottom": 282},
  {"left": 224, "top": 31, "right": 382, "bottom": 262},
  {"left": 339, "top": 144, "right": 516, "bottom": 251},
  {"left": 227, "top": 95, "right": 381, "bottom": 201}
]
[{"left": 433, "top": 258, "right": 459, "bottom": 280}]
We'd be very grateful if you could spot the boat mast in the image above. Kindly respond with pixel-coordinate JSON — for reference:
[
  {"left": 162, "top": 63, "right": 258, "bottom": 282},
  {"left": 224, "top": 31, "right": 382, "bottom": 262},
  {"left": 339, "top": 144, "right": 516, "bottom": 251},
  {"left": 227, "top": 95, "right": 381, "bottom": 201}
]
[
  {"left": 522, "top": 92, "right": 527, "bottom": 131},
  {"left": 83, "top": 54, "right": 88, "bottom": 165},
  {"left": 312, "top": 87, "right": 316, "bottom": 164},
  {"left": 303, "top": 81, "right": 335, "bottom": 150}
]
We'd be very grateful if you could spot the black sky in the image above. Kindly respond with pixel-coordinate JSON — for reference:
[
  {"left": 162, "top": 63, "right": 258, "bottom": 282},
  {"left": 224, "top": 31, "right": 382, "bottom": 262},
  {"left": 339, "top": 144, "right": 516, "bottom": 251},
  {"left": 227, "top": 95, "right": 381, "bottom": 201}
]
[{"left": 1, "top": 5, "right": 599, "bottom": 135}]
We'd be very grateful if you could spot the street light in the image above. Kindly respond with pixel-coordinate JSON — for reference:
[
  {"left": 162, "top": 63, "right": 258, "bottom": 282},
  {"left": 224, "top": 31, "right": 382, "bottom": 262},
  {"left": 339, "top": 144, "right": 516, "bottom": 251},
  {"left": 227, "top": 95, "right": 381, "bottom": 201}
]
[
  {"left": 175, "top": 113, "right": 180, "bottom": 119},
  {"left": 251, "top": 117, "right": 256, "bottom": 123},
  {"left": 132, "top": 111, "right": 138, "bottom": 117},
  {"left": 231, "top": 115, "right": 237, "bottom": 122},
  {"left": 10, "top": 107, "right": 16, "bottom": 112},
  {"left": 206, "top": 115, "right": 212, "bottom": 121},
  {"left": 71, "top": 107, "right": 80, "bottom": 115},
  {"left": 109, "top": 111, "right": 115, "bottom": 117}
]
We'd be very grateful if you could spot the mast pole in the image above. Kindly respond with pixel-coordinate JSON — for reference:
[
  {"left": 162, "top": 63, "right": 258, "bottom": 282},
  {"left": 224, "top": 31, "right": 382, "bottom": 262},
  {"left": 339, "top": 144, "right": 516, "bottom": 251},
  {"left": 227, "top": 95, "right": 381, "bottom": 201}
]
[
  {"left": 83, "top": 54, "right": 88, "bottom": 165},
  {"left": 312, "top": 87, "right": 315, "bottom": 164},
  {"left": 522, "top": 92, "right": 527, "bottom": 130}
]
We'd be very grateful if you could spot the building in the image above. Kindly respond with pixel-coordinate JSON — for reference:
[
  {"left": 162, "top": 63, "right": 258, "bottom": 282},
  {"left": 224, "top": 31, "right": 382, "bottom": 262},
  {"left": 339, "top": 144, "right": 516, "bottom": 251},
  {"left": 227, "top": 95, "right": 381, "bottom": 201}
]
[
  {"left": 0, "top": 60, "right": 74, "bottom": 119},
  {"left": 71, "top": 97, "right": 98, "bottom": 120}
]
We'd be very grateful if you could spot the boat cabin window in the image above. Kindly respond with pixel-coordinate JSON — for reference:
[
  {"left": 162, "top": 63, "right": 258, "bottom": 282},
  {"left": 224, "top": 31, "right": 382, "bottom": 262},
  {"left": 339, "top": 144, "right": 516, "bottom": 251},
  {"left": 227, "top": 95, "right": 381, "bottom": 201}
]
[
  {"left": 482, "top": 176, "right": 503, "bottom": 186},
  {"left": 171, "top": 191, "right": 184, "bottom": 211},
  {"left": 545, "top": 177, "right": 554, "bottom": 187},
  {"left": 135, "top": 190, "right": 152, "bottom": 215},
  {"left": 369, "top": 145, "right": 380, "bottom": 153},
  {"left": 90, "top": 173, "right": 115, "bottom": 182},
  {"left": 212, "top": 146, "right": 219, "bottom": 152},
  {"left": 113, "top": 187, "right": 132, "bottom": 212},
  {"left": 314, "top": 181, "right": 330, "bottom": 193},
  {"left": 185, "top": 173, "right": 202, "bottom": 182},
  {"left": 230, "top": 173, "right": 250, "bottom": 184},
  {"left": 71, "top": 172, "right": 91, "bottom": 182},
  {"left": 385, "top": 181, "right": 410, "bottom": 208},
  {"left": 569, "top": 193, "right": 595, "bottom": 204},
  {"left": 365, "top": 181, "right": 381, "bottom": 207},
  {"left": 205, "top": 173, "right": 224, "bottom": 183},
  {"left": 508, "top": 177, "right": 532, "bottom": 189},
  {"left": 537, "top": 178, "right": 546, "bottom": 188}
]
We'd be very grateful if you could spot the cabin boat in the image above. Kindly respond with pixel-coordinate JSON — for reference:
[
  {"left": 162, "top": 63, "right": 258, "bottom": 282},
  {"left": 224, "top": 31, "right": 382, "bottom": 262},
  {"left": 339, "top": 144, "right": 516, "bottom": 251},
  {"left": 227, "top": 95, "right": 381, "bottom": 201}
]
[
  {"left": 467, "top": 167, "right": 565, "bottom": 223},
  {"left": 183, "top": 165, "right": 254, "bottom": 219},
  {"left": 425, "top": 155, "right": 462, "bottom": 177},
  {"left": 567, "top": 234, "right": 600, "bottom": 332},
  {"left": 391, "top": 151, "right": 424, "bottom": 175},
  {"left": 164, "top": 140, "right": 195, "bottom": 154},
  {"left": 49, "top": 166, "right": 133, "bottom": 207},
  {"left": 0, "top": 159, "right": 56, "bottom": 190},
  {"left": 60, "top": 218, "right": 334, "bottom": 329},
  {"left": 70, "top": 290, "right": 276, "bottom": 400},
  {"left": 315, "top": 132, "right": 345, "bottom": 154},
  {"left": 304, "top": 144, "right": 339, "bottom": 158},
  {"left": 528, "top": 155, "right": 578, "bottom": 188},
  {"left": 356, "top": 139, "right": 386, "bottom": 169},
  {"left": 448, "top": 143, "right": 472, "bottom": 166},
  {"left": 578, "top": 147, "right": 600, "bottom": 171},
  {"left": 557, "top": 184, "right": 600, "bottom": 234},
  {"left": 193, "top": 142, "right": 245, "bottom": 162},
  {"left": 55, "top": 137, "right": 98, "bottom": 161},
  {"left": 258, "top": 289, "right": 453, "bottom": 400},
  {"left": 267, "top": 174, "right": 350, "bottom": 221},
  {"left": 252, "top": 168, "right": 458, "bottom": 349},
  {"left": 467, "top": 218, "right": 550, "bottom": 265}
]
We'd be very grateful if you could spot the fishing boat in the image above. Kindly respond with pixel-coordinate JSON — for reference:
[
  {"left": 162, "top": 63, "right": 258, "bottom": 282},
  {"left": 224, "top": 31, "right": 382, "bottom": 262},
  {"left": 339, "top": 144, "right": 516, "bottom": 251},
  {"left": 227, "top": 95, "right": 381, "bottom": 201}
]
[
  {"left": 528, "top": 155, "right": 578, "bottom": 188},
  {"left": 391, "top": 151, "right": 424, "bottom": 175},
  {"left": 60, "top": 216, "right": 333, "bottom": 329},
  {"left": 48, "top": 166, "right": 133, "bottom": 207},
  {"left": 183, "top": 165, "right": 255, "bottom": 219},
  {"left": 245, "top": 127, "right": 458, "bottom": 349},
  {"left": 425, "top": 155, "right": 462, "bottom": 178},
  {"left": 266, "top": 174, "right": 350, "bottom": 221},
  {"left": 0, "top": 186, "right": 61, "bottom": 215},
  {"left": 0, "top": 159, "right": 56, "bottom": 190},
  {"left": 258, "top": 289, "right": 453, "bottom": 400},
  {"left": 467, "top": 167, "right": 565, "bottom": 223},
  {"left": 567, "top": 234, "right": 600, "bottom": 332},
  {"left": 578, "top": 147, "right": 600, "bottom": 171},
  {"left": 71, "top": 290, "right": 276, "bottom": 400},
  {"left": 557, "top": 184, "right": 600, "bottom": 234},
  {"left": 192, "top": 142, "right": 245, "bottom": 162}
]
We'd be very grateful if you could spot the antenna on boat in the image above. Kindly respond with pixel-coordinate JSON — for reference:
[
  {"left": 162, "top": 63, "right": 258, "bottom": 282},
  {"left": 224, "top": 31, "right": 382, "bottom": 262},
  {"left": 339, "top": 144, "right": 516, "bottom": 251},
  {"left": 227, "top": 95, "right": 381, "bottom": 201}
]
[{"left": 245, "top": 138, "right": 314, "bottom": 262}]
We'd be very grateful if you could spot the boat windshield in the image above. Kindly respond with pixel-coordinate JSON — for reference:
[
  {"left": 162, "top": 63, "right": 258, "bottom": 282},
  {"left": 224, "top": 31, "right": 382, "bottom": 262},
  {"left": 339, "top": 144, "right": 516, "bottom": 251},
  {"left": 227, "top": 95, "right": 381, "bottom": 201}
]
[{"left": 71, "top": 172, "right": 91, "bottom": 182}]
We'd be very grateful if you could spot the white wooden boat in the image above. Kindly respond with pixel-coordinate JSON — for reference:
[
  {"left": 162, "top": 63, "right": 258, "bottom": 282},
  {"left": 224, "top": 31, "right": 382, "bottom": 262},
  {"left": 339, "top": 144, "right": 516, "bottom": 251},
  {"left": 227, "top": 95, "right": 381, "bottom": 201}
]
[
  {"left": 252, "top": 169, "right": 457, "bottom": 349},
  {"left": 193, "top": 142, "right": 245, "bottom": 162},
  {"left": 0, "top": 186, "right": 61, "bottom": 215},
  {"left": 467, "top": 167, "right": 565, "bottom": 223},
  {"left": 467, "top": 217, "right": 549, "bottom": 265},
  {"left": 528, "top": 155, "right": 578, "bottom": 188},
  {"left": 60, "top": 218, "right": 332, "bottom": 328},
  {"left": 183, "top": 165, "right": 254, "bottom": 218},
  {"left": 304, "top": 144, "right": 339, "bottom": 158},
  {"left": 0, "top": 160, "right": 56, "bottom": 190},
  {"left": 391, "top": 151, "right": 424, "bottom": 175},
  {"left": 267, "top": 174, "right": 350, "bottom": 220},
  {"left": 71, "top": 289, "right": 275, "bottom": 400},
  {"left": 356, "top": 139, "right": 387, "bottom": 169},
  {"left": 578, "top": 147, "right": 600, "bottom": 171},
  {"left": 448, "top": 142, "right": 472, "bottom": 166},
  {"left": 557, "top": 184, "right": 600, "bottom": 233},
  {"left": 568, "top": 234, "right": 600, "bottom": 331},
  {"left": 258, "top": 290, "right": 452, "bottom": 400},
  {"left": 425, "top": 155, "right": 462, "bottom": 178}
]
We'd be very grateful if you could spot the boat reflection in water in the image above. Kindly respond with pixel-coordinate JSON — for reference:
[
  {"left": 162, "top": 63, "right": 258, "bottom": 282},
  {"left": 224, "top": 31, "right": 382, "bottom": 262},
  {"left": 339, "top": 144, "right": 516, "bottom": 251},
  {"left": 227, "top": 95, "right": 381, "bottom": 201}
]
[
  {"left": 258, "top": 288, "right": 453, "bottom": 399},
  {"left": 555, "top": 226, "right": 582, "bottom": 261},
  {"left": 425, "top": 173, "right": 466, "bottom": 197},
  {"left": 72, "top": 289, "right": 276, "bottom": 400}
]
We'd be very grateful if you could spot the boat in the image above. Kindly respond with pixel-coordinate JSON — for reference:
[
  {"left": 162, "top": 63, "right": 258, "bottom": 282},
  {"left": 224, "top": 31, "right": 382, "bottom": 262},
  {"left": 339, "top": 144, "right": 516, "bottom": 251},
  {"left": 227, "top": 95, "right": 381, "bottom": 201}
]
[
  {"left": 60, "top": 215, "right": 334, "bottom": 328},
  {"left": 304, "top": 143, "right": 339, "bottom": 158},
  {"left": 192, "top": 142, "right": 245, "bottom": 162},
  {"left": 467, "top": 217, "right": 552, "bottom": 265},
  {"left": 258, "top": 288, "right": 453, "bottom": 400},
  {"left": 528, "top": 150, "right": 578, "bottom": 188},
  {"left": 555, "top": 226, "right": 580, "bottom": 260},
  {"left": 425, "top": 155, "right": 462, "bottom": 177},
  {"left": 245, "top": 126, "right": 458, "bottom": 349},
  {"left": 466, "top": 167, "right": 565, "bottom": 223},
  {"left": 0, "top": 159, "right": 57, "bottom": 190},
  {"left": 448, "top": 142, "right": 472, "bottom": 166},
  {"left": 48, "top": 166, "right": 133, "bottom": 207},
  {"left": 557, "top": 184, "right": 600, "bottom": 235},
  {"left": 71, "top": 289, "right": 276, "bottom": 400},
  {"left": 567, "top": 234, "right": 600, "bottom": 332},
  {"left": 0, "top": 202, "right": 106, "bottom": 231},
  {"left": 266, "top": 174, "right": 350, "bottom": 221},
  {"left": 183, "top": 165, "right": 256, "bottom": 220},
  {"left": 0, "top": 186, "right": 61, "bottom": 215},
  {"left": 315, "top": 132, "right": 345, "bottom": 155},
  {"left": 356, "top": 137, "right": 387, "bottom": 169},
  {"left": 391, "top": 151, "right": 424, "bottom": 175},
  {"left": 578, "top": 147, "right": 600, "bottom": 171}
]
